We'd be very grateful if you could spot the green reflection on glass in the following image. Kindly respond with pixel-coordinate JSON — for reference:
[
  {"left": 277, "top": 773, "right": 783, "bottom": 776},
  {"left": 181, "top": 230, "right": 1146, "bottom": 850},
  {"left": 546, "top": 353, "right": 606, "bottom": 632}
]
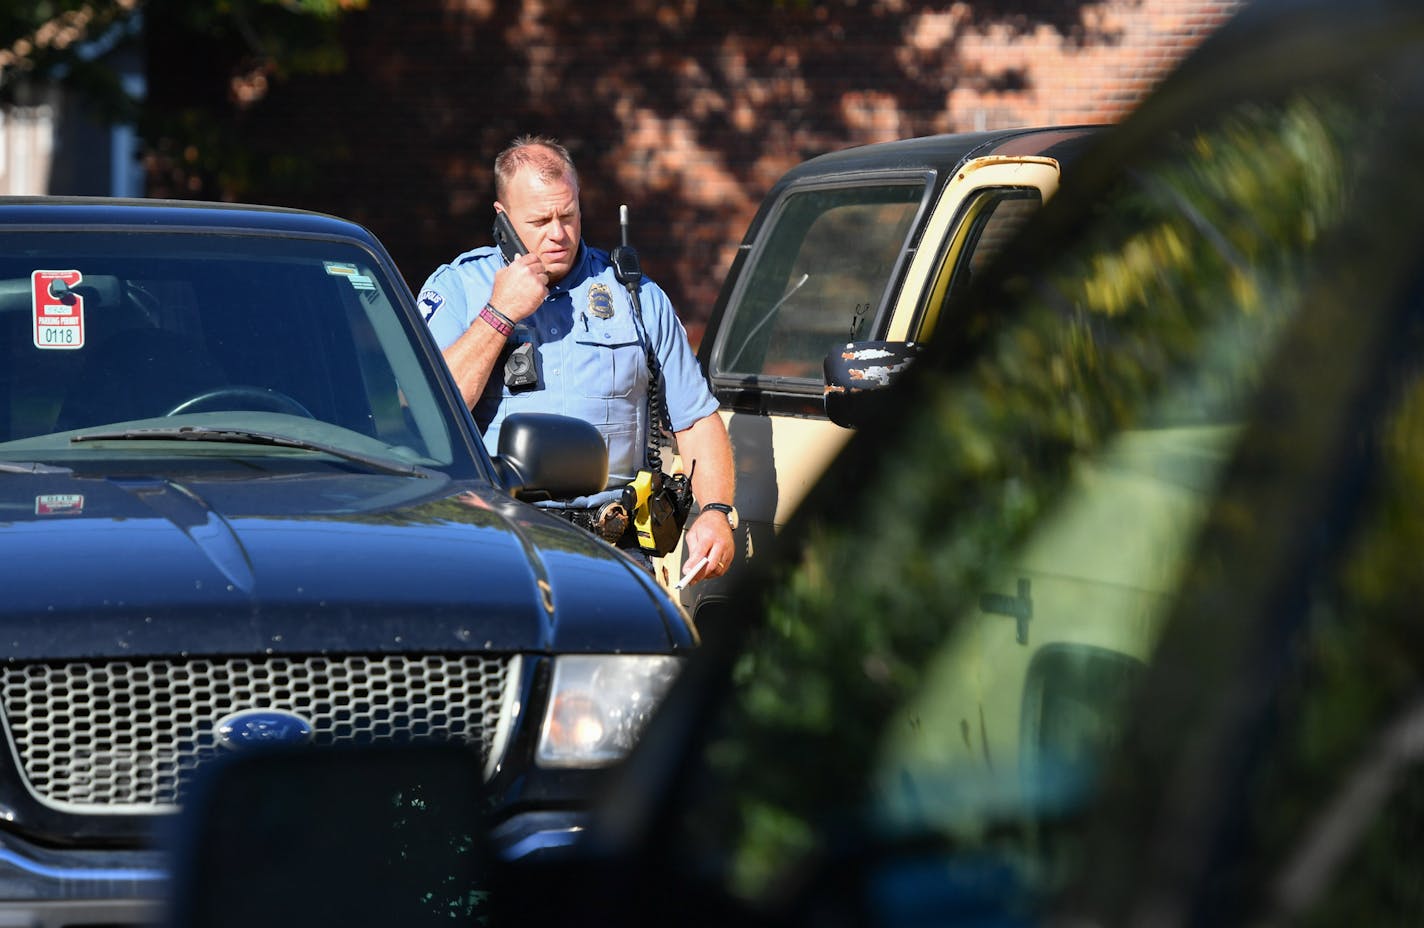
[{"left": 684, "top": 85, "right": 1384, "bottom": 904}]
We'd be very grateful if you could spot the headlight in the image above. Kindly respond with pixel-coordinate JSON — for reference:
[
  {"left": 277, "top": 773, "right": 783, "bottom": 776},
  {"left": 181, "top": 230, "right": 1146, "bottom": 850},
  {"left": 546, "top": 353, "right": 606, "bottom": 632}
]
[{"left": 536, "top": 655, "right": 681, "bottom": 768}]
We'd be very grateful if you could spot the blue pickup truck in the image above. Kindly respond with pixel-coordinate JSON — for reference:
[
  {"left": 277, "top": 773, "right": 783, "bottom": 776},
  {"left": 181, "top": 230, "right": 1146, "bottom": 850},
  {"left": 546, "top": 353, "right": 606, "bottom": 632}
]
[{"left": 0, "top": 197, "right": 693, "bottom": 925}]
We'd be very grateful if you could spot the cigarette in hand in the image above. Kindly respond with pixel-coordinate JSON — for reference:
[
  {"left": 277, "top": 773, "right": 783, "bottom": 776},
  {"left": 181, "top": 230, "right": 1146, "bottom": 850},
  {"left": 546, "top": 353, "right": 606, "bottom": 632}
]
[{"left": 674, "top": 555, "right": 710, "bottom": 590}]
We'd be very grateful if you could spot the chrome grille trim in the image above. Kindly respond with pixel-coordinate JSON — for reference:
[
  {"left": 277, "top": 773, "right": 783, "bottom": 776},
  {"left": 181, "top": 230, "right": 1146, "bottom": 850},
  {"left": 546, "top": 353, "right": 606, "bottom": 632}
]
[{"left": 0, "top": 655, "right": 514, "bottom": 812}]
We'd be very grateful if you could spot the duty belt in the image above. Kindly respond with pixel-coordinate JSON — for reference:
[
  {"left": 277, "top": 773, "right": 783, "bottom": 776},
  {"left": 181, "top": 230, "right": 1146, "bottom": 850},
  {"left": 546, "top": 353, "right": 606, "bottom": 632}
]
[{"left": 547, "top": 500, "right": 633, "bottom": 546}]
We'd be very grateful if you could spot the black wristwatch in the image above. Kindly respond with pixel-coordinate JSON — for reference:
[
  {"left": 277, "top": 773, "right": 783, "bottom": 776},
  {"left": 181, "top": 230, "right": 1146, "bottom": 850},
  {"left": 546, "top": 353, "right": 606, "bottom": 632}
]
[{"left": 701, "top": 502, "right": 739, "bottom": 530}]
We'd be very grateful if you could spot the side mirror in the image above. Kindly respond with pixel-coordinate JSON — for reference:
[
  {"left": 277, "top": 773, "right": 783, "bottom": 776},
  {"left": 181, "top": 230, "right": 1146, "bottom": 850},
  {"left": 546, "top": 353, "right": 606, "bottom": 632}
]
[
  {"left": 823, "top": 340, "right": 922, "bottom": 429},
  {"left": 163, "top": 743, "right": 493, "bottom": 928},
  {"left": 494, "top": 412, "right": 609, "bottom": 501}
]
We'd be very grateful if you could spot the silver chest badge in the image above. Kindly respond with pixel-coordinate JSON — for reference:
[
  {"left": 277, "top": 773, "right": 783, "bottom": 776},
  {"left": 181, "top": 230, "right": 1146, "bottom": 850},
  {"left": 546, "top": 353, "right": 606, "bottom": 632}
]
[{"left": 215, "top": 708, "right": 315, "bottom": 750}]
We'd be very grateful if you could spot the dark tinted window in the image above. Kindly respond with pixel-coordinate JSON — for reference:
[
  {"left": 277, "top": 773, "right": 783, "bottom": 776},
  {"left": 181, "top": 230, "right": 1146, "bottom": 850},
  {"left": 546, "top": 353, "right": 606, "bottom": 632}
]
[
  {"left": 0, "top": 232, "right": 456, "bottom": 466},
  {"left": 920, "top": 187, "right": 1043, "bottom": 338}
]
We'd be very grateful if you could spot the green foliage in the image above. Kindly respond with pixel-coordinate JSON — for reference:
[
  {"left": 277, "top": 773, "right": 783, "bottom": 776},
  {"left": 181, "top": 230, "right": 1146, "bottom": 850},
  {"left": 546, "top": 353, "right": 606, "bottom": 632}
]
[
  {"left": 139, "top": 0, "right": 367, "bottom": 198},
  {"left": 0, "top": 1, "right": 138, "bottom": 111},
  {"left": 2, "top": 0, "right": 364, "bottom": 198},
  {"left": 682, "top": 84, "right": 1373, "bottom": 903}
]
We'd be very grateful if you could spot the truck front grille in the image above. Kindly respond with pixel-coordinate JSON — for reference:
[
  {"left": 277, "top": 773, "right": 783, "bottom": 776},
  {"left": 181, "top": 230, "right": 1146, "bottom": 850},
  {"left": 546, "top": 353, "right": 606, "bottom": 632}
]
[{"left": 0, "top": 654, "right": 513, "bottom": 810}]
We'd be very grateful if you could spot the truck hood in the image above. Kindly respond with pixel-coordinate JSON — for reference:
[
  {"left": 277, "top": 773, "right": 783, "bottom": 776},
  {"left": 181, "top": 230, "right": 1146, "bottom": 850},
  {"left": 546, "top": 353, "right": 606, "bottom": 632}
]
[{"left": 0, "top": 470, "right": 690, "bottom": 660}]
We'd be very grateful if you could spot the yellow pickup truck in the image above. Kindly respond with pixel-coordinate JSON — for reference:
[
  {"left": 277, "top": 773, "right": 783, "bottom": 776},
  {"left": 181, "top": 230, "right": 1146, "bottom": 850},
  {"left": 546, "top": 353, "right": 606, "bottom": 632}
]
[{"left": 677, "top": 126, "right": 1100, "bottom": 621}]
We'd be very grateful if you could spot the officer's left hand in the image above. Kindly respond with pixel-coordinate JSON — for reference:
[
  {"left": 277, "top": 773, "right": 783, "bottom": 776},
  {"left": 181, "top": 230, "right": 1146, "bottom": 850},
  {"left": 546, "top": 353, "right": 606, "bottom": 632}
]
[
  {"left": 489, "top": 253, "right": 550, "bottom": 322},
  {"left": 680, "top": 510, "right": 735, "bottom": 586}
]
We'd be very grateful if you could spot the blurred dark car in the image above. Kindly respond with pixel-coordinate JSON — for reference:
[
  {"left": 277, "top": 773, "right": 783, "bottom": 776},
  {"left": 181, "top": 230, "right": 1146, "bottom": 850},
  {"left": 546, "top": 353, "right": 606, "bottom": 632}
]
[
  {"left": 164, "top": 0, "right": 1424, "bottom": 925},
  {"left": 0, "top": 199, "right": 692, "bottom": 926}
]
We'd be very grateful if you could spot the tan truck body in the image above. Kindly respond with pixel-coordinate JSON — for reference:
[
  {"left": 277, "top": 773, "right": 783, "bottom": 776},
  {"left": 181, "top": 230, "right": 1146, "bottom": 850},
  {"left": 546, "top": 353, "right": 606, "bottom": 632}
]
[{"left": 668, "top": 128, "right": 1101, "bottom": 620}]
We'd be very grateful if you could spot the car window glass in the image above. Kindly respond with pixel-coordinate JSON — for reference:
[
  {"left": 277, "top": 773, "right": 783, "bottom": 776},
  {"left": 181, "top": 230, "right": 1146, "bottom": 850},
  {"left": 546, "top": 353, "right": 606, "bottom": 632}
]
[
  {"left": 0, "top": 233, "right": 457, "bottom": 467},
  {"left": 1223, "top": 367, "right": 1424, "bottom": 926},
  {"left": 920, "top": 188, "right": 1042, "bottom": 339},
  {"left": 716, "top": 182, "right": 924, "bottom": 380},
  {"left": 670, "top": 62, "right": 1398, "bottom": 911},
  {"left": 963, "top": 192, "right": 1040, "bottom": 278}
]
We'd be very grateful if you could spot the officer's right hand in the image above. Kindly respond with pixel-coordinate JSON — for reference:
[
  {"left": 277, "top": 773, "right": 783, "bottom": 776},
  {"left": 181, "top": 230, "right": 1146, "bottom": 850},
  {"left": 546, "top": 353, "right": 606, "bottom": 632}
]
[{"left": 489, "top": 254, "right": 549, "bottom": 323}]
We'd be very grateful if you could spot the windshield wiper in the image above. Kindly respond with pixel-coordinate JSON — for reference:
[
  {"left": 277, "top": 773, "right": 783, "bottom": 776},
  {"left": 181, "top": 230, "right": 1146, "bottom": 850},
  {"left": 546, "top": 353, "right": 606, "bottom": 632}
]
[
  {"left": 726, "top": 272, "right": 811, "bottom": 372},
  {"left": 70, "top": 426, "right": 432, "bottom": 478},
  {"left": 0, "top": 461, "right": 73, "bottom": 475}
]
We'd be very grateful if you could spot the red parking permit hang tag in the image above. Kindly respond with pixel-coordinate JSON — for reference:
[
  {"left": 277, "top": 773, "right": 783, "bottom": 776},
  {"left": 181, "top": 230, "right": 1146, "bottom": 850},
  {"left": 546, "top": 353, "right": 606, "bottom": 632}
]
[{"left": 32, "top": 269, "right": 85, "bottom": 350}]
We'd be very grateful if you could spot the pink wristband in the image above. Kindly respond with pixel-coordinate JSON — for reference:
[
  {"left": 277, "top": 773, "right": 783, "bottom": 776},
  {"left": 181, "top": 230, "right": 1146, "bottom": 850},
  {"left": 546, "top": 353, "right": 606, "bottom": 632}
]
[{"left": 479, "top": 303, "right": 513, "bottom": 337}]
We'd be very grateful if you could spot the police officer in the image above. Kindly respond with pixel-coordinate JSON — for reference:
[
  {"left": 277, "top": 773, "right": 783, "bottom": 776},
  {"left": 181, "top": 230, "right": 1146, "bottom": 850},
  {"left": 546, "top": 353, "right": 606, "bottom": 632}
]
[{"left": 417, "top": 135, "right": 736, "bottom": 587}]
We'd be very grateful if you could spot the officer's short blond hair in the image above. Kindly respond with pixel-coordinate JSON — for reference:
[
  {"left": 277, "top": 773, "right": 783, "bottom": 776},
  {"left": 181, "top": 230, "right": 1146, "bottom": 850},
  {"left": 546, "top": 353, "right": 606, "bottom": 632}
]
[{"left": 495, "top": 135, "right": 578, "bottom": 201}]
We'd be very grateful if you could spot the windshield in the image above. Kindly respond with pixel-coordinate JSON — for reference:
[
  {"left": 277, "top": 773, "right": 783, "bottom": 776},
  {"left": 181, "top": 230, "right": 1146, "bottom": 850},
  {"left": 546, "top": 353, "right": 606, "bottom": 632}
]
[
  {"left": 668, "top": 40, "right": 1424, "bottom": 921},
  {"left": 0, "top": 230, "right": 462, "bottom": 471}
]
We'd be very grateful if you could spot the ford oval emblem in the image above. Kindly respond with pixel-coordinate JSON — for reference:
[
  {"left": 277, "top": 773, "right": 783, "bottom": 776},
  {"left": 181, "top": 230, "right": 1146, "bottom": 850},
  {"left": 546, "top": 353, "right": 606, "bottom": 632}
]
[{"left": 214, "top": 709, "right": 315, "bottom": 751}]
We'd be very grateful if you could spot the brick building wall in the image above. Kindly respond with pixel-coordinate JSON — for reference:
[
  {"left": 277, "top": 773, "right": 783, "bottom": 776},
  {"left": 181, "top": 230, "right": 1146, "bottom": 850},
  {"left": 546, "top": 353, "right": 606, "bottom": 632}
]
[{"left": 190, "top": 0, "right": 1242, "bottom": 343}]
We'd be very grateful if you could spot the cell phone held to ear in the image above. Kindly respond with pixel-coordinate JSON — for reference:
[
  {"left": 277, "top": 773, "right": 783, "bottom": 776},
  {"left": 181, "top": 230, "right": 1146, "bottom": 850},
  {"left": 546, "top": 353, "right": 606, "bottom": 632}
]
[{"left": 493, "top": 211, "right": 528, "bottom": 264}]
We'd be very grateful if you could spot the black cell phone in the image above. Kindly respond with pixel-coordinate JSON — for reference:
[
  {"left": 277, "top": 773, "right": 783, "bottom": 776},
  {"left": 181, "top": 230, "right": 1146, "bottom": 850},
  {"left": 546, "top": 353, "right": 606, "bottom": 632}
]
[{"left": 493, "top": 211, "right": 528, "bottom": 263}]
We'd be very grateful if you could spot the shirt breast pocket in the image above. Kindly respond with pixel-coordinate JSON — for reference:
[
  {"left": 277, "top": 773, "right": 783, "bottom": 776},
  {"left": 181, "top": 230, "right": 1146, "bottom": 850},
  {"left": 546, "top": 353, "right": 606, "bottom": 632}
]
[{"left": 575, "top": 322, "right": 644, "bottom": 399}]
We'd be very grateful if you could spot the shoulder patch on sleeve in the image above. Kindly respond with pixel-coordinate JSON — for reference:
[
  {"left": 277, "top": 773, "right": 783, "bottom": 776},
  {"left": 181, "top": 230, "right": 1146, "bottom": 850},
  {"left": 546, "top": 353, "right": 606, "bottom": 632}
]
[{"left": 418, "top": 289, "right": 445, "bottom": 322}]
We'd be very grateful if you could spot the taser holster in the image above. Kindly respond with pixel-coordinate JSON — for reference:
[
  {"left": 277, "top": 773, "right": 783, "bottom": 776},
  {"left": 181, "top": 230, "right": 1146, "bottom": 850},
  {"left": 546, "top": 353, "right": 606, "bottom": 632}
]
[{"left": 627, "top": 465, "right": 693, "bottom": 556}]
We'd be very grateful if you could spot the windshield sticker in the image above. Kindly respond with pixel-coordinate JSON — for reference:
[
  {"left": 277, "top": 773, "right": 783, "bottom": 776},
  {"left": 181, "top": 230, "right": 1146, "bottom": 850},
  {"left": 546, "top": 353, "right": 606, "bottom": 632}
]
[
  {"left": 324, "top": 261, "right": 376, "bottom": 292},
  {"left": 31, "top": 270, "right": 85, "bottom": 350},
  {"left": 35, "top": 494, "right": 84, "bottom": 516}
]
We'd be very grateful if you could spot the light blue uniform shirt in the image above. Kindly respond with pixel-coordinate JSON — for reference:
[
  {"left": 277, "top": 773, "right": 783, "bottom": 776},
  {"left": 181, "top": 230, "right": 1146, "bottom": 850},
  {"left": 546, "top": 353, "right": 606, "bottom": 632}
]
[{"left": 418, "top": 242, "right": 717, "bottom": 506}]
